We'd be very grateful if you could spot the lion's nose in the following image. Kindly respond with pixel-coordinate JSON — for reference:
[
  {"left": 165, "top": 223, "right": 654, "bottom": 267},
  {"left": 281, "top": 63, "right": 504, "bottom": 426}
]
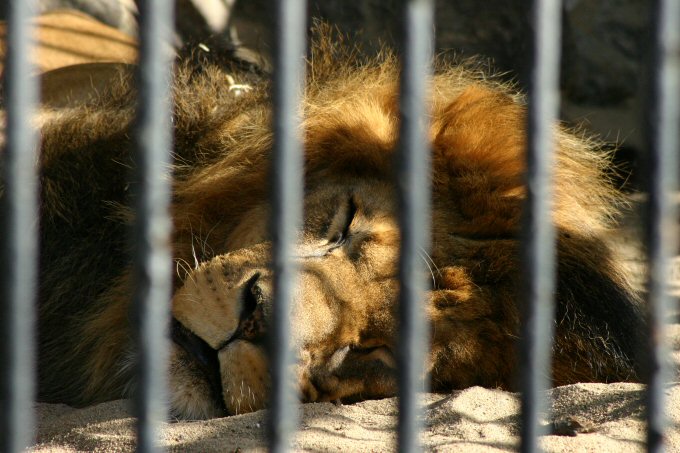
[{"left": 235, "top": 273, "right": 268, "bottom": 341}]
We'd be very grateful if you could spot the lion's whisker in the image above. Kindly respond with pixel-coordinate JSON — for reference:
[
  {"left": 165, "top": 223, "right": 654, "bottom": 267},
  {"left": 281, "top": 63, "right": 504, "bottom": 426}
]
[
  {"left": 182, "top": 295, "right": 202, "bottom": 305},
  {"left": 419, "top": 246, "right": 442, "bottom": 278},
  {"left": 187, "top": 222, "right": 202, "bottom": 268},
  {"left": 175, "top": 258, "right": 195, "bottom": 282},
  {"left": 418, "top": 250, "right": 437, "bottom": 289},
  {"left": 191, "top": 243, "right": 200, "bottom": 269},
  {"left": 200, "top": 221, "right": 221, "bottom": 259}
]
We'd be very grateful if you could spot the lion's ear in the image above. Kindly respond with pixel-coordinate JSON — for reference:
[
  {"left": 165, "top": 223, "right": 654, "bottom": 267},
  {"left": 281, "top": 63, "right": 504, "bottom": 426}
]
[{"left": 431, "top": 84, "right": 527, "bottom": 191}]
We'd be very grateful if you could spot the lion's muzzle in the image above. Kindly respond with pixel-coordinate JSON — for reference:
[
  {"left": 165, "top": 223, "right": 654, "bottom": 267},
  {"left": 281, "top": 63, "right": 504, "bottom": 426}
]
[
  {"left": 171, "top": 255, "right": 273, "bottom": 414},
  {"left": 170, "top": 242, "right": 400, "bottom": 416}
]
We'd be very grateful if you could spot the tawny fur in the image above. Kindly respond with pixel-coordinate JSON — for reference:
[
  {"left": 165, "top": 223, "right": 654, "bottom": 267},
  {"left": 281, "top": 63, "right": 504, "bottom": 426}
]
[{"left": 10, "top": 28, "right": 645, "bottom": 419}]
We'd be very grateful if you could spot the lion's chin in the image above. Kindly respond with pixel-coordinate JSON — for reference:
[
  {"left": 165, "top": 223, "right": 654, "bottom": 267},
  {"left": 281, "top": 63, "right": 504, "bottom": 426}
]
[
  {"left": 169, "top": 320, "right": 227, "bottom": 419},
  {"left": 170, "top": 318, "right": 271, "bottom": 417},
  {"left": 167, "top": 336, "right": 400, "bottom": 419}
]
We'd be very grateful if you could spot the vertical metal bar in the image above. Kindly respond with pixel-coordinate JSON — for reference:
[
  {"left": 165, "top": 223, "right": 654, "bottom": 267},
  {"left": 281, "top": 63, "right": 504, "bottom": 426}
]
[
  {"left": 0, "top": 0, "right": 39, "bottom": 451},
  {"left": 396, "top": 1, "right": 434, "bottom": 452},
  {"left": 132, "top": 1, "right": 174, "bottom": 452},
  {"left": 268, "top": 0, "right": 306, "bottom": 452},
  {"left": 645, "top": 0, "right": 680, "bottom": 451},
  {"left": 519, "top": 0, "right": 562, "bottom": 452}
]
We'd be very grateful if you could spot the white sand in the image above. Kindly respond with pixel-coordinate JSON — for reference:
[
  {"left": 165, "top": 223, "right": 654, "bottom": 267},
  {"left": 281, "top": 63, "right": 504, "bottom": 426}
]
[{"left": 29, "top": 381, "right": 680, "bottom": 452}]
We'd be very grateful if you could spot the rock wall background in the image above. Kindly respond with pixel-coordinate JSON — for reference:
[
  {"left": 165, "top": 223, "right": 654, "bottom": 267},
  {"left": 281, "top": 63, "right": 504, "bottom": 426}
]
[{"left": 235, "top": 0, "right": 652, "bottom": 189}]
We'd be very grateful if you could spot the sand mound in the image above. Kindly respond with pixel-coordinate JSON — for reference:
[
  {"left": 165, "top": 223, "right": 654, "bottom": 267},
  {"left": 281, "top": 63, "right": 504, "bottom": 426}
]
[{"left": 30, "top": 380, "right": 680, "bottom": 452}]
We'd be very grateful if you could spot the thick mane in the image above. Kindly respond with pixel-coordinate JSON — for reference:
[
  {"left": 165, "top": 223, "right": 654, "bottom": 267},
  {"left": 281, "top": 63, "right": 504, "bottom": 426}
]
[{"left": 38, "top": 28, "right": 623, "bottom": 246}]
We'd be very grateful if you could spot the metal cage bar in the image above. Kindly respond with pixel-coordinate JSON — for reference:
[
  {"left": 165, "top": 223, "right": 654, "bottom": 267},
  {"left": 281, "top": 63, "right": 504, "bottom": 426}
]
[
  {"left": 131, "top": 1, "right": 175, "bottom": 452},
  {"left": 645, "top": 0, "right": 680, "bottom": 451},
  {"left": 396, "top": 1, "right": 434, "bottom": 452},
  {"left": 0, "top": 1, "right": 39, "bottom": 452},
  {"left": 519, "top": 0, "right": 562, "bottom": 452},
  {"left": 268, "top": 0, "right": 307, "bottom": 451}
]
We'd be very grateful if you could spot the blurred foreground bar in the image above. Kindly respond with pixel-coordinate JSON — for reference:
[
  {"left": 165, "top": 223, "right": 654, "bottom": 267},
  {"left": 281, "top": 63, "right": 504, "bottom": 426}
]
[
  {"left": 131, "top": 0, "right": 175, "bottom": 452},
  {"left": 0, "top": 0, "right": 39, "bottom": 452},
  {"left": 268, "top": 0, "right": 307, "bottom": 452},
  {"left": 396, "top": 0, "right": 434, "bottom": 452},
  {"left": 519, "top": 0, "right": 562, "bottom": 452},
  {"left": 645, "top": 0, "right": 680, "bottom": 451}
]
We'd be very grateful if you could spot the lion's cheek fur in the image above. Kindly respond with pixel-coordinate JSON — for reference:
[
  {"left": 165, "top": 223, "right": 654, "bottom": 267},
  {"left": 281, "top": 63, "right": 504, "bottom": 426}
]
[{"left": 172, "top": 260, "right": 248, "bottom": 350}]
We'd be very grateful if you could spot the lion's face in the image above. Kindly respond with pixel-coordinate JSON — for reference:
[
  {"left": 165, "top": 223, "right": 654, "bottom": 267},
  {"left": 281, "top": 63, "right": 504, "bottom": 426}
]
[{"left": 170, "top": 179, "right": 405, "bottom": 417}]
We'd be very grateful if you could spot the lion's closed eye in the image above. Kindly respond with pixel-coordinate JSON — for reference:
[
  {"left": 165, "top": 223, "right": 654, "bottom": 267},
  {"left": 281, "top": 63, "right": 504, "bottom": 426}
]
[{"left": 326, "top": 196, "right": 358, "bottom": 248}]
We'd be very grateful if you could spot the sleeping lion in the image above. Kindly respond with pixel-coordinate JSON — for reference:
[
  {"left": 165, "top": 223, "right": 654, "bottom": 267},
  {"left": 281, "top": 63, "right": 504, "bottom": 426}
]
[{"left": 25, "top": 33, "right": 645, "bottom": 420}]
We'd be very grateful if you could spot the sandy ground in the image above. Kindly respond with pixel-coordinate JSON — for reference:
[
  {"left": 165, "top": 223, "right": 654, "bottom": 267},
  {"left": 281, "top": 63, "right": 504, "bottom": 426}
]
[{"left": 28, "top": 380, "right": 680, "bottom": 452}]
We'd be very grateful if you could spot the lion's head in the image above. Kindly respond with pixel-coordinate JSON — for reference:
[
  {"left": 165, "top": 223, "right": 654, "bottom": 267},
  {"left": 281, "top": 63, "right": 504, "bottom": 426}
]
[{"left": 33, "top": 33, "right": 645, "bottom": 420}]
